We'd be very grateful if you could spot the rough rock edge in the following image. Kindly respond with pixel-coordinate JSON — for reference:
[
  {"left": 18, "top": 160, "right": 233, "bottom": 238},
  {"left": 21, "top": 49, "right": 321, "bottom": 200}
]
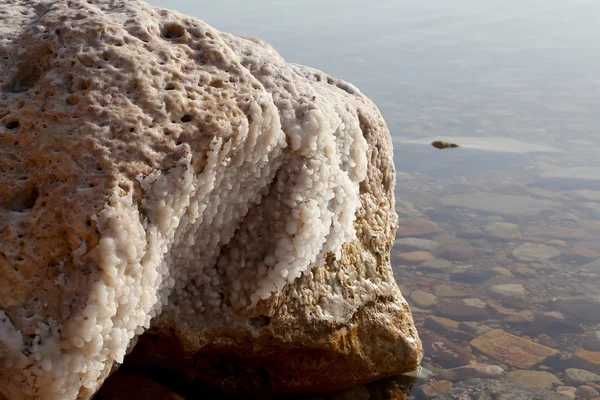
[{"left": 0, "top": 1, "right": 421, "bottom": 398}]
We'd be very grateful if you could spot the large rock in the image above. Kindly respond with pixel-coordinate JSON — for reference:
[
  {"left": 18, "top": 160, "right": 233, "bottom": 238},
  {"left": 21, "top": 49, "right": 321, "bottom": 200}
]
[{"left": 0, "top": 1, "right": 421, "bottom": 398}]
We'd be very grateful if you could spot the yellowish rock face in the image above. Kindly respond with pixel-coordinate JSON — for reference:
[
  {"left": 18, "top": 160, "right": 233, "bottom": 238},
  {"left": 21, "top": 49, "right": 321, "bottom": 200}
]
[{"left": 0, "top": 0, "right": 420, "bottom": 398}]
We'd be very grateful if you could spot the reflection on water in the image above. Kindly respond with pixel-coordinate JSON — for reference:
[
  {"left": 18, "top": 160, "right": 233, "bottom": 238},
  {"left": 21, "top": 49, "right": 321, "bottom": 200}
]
[{"left": 146, "top": 0, "right": 600, "bottom": 398}]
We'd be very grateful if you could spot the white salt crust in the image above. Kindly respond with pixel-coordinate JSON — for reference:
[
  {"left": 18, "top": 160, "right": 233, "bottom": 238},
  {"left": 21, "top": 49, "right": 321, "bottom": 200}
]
[{"left": 0, "top": 1, "right": 374, "bottom": 399}]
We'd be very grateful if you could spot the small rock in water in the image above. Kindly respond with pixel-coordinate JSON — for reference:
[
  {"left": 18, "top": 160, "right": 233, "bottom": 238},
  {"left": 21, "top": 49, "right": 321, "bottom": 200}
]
[
  {"left": 416, "top": 380, "right": 453, "bottom": 398},
  {"left": 450, "top": 270, "right": 496, "bottom": 284},
  {"left": 434, "top": 284, "right": 471, "bottom": 298},
  {"left": 503, "top": 370, "right": 562, "bottom": 390},
  {"left": 396, "top": 218, "right": 441, "bottom": 237},
  {"left": 512, "top": 243, "right": 561, "bottom": 262},
  {"left": 435, "top": 364, "right": 505, "bottom": 382},
  {"left": 489, "top": 284, "right": 526, "bottom": 305},
  {"left": 394, "top": 237, "right": 439, "bottom": 252},
  {"left": 430, "top": 378, "right": 572, "bottom": 399},
  {"left": 575, "top": 385, "right": 600, "bottom": 400},
  {"left": 574, "top": 350, "right": 600, "bottom": 373},
  {"left": 563, "top": 368, "right": 600, "bottom": 386},
  {"left": 521, "top": 312, "right": 584, "bottom": 336},
  {"left": 462, "top": 298, "right": 487, "bottom": 309},
  {"left": 410, "top": 290, "right": 438, "bottom": 309},
  {"left": 470, "top": 329, "right": 560, "bottom": 369},
  {"left": 484, "top": 222, "right": 520, "bottom": 240},
  {"left": 431, "top": 140, "right": 459, "bottom": 149},
  {"left": 562, "top": 247, "right": 600, "bottom": 263},
  {"left": 525, "top": 226, "right": 593, "bottom": 241},
  {"left": 438, "top": 246, "right": 476, "bottom": 262},
  {"left": 396, "top": 251, "right": 435, "bottom": 265},
  {"left": 492, "top": 266, "right": 514, "bottom": 277},
  {"left": 424, "top": 316, "right": 460, "bottom": 334},
  {"left": 556, "top": 386, "right": 577, "bottom": 399},
  {"left": 554, "top": 296, "right": 600, "bottom": 323},
  {"left": 585, "top": 332, "right": 600, "bottom": 352},
  {"left": 512, "top": 265, "right": 538, "bottom": 277},
  {"left": 421, "top": 331, "right": 474, "bottom": 368},
  {"left": 435, "top": 302, "right": 490, "bottom": 321},
  {"left": 418, "top": 259, "right": 453, "bottom": 273}
]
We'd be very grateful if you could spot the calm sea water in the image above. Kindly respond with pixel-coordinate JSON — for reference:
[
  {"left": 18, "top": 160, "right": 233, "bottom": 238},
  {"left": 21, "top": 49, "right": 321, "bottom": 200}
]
[{"left": 144, "top": 1, "right": 600, "bottom": 398}]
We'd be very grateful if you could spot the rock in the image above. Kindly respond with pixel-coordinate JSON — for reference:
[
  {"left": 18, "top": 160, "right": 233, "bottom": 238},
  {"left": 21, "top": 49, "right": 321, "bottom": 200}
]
[
  {"left": 394, "top": 238, "right": 439, "bottom": 252},
  {"left": 586, "top": 332, "right": 600, "bottom": 352},
  {"left": 418, "top": 259, "right": 453, "bottom": 273},
  {"left": 431, "top": 378, "right": 571, "bottom": 400},
  {"left": 562, "top": 247, "right": 600, "bottom": 263},
  {"left": 521, "top": 313, "right": 584, "bottom": 336},
  {"left": 457, "top": 226, "right": 485, "bottom": 239},
  {"left": 554, "top": 296, "right": 600, "bottom": 323},
  {"left": 503, "top": 370, "right": 562, "bottom": 390},
  {"left": 435, "top": 302, "right": 490, "bottom": 321},
  {"left": 435, "top": 364, "right": 505, "bottom": 382},
  {"left": 434, "top": 284, "right": 471, "bottom": 298},
  {"left": 576, "top": 385, "right": 600, "bottom": 400},
  {"left": 470, "top": 330, "right": 560, "bottom": 368},
  {"left": 492, "top": 266, "right": 514, "bottom": 277},
  {"left": 512, "top": 243, "right": 561, "bottom": 262},
  {"left": 416, "top": 381, "right": 453, "bottom": 398},
  {"left": 437, "top": 246, "right": 476, "bottom": 262},
  {"left": 575, "top": 350, "right": 600, "bottom": 373},
  {"left": 462, "top": 298, "right": 487, "bottom": 309},
  {"left": 410, "top": 291, "right": 438, "bottom": 309},
  {"left": 489, "top": 284, "right": 526, "bottom": 305},
  {"left": 512, "top": 265, "right": 538, "bottom": 277},
  {"left": 486, "top": 302, "right": 518, "bottom": 318},
  {"left": 451, "top": 270, "right": 496, "bottom": 284},
  {"left": 538, "top": 334, "right": 561, "bottom": 348},
  {"left": 0, "top": 1, "right": 422, "bottom": 398},
  {"left": 396, "top": 218, "right": 441, "bottom": 237},
  {"left": 484, "top": 222, "right": 520, "bottom": 240},
  {"left": 564, "top": 369, "right": 600, "bottom": 386},
  {"left": 94, "top": 370, "right": 185, "bottom": 400},
  {"left": 525, "top": 226, "right": 593, "bottom": 241},
  {"left": 396, "top": 251, "right": 435, "bottom": 265},
  {"left": 424, "top": 316, "right": 460, "bottom": 334},
  {"left": 420, "top": 331, "right": 474, "bottom": 368},
  {"left": 556, "top": 386, "right": 577, "bottom": 399},
  {"left": 439, "top": 193, "right": 558, "bottom": 217}
]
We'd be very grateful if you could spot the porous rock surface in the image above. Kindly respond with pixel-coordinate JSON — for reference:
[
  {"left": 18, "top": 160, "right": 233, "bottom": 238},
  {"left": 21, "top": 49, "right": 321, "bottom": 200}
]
[{"left": 0, "top": 0, "right": 421, "bottom": 399}]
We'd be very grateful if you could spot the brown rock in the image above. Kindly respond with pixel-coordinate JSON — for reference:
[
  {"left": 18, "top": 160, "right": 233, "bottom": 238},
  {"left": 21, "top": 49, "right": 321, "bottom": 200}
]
[
  {"left": 575, "top": 350, "right": 600, "bottom": 373},
  {"left": 562, "top": 247, "right": 600, "bottom": 263},
  {"left": 492, "top": 267, "right": 514, "bottom": 277},
  {"left": 424, "top": 316, "right": 460, "bottom": 334},
  {"left": 438, "top": 246, "right": 476, "bottom": 262},
  {"left": 525, "top": 226, "right": 593, "bottom": 240},
  {"left": 513, "top": 265, "right": 538, "bottom": 277},
  {"left": 434, "top": 284, "right": 471, "bottom": 298},
  {"left": 470, "top": 329, "right": 560, "bottom": 368},
  {"left": 435, "top": 302, "right": 490, "bottom": 321},
  {"left": 503, "top": 370, "right": 562, "bottom": 390},
  {"left": 396, "top": 218, "right": 441, "bottom": 237},
  {"left": 421, "top": 331, "right": 474, "bottom": 368},
  {"left": 416, "top": 380, "right": 453, "bottom": 398},
  {"left": 486, "top": 302, "right": 518, "bottom": 318},
  {"left": 396, "top": 251, "right": 435, "bottom": 265},
  {"left": 0, "top": 1, "right": 422, "bottom": 398}
]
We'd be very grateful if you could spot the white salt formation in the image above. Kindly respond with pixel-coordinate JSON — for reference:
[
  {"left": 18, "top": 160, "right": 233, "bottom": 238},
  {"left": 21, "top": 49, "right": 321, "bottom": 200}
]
[{"left": 0, "top": 1, "right": 421, "bottom": 398}]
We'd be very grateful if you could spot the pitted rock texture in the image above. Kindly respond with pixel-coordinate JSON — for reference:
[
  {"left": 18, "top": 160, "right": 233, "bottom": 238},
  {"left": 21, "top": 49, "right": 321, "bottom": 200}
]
[{"left": 0, "top": 0, "right": 421, "bottom": 399}]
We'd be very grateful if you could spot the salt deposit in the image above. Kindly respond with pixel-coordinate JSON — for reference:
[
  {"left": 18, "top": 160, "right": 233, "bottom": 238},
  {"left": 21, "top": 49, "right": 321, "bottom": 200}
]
[{"left": 0, "top": 0, "right": 420, "bottom": 398}]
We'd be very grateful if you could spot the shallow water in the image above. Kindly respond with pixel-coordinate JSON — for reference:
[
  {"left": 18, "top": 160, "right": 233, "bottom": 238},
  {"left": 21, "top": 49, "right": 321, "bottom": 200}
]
[{"left": 145, "top": 0, "right": 600, "bottom": 398}]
